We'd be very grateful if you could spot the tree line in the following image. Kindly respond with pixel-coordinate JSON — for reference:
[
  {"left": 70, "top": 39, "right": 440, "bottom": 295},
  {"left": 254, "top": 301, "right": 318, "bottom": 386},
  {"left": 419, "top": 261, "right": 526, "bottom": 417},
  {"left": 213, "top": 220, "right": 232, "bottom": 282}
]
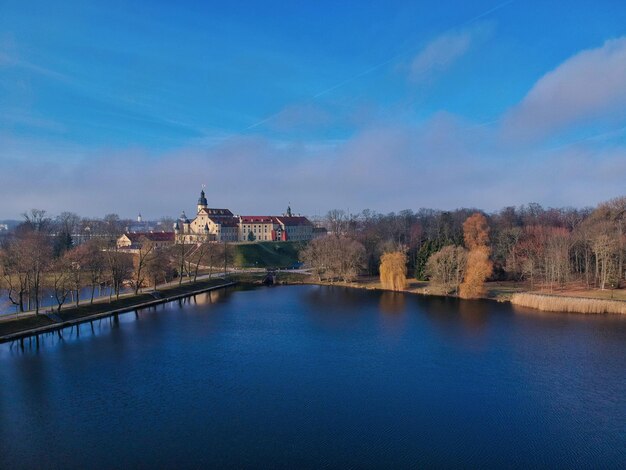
[
  {"left": 306, "top": 196, "right": 626, "bottom": 295},
  {"left": 0, "top": 210, "right": 228, "bottom": 315},
  {"left": 3, "top": 195, "right": 626, "bottom": 313}
]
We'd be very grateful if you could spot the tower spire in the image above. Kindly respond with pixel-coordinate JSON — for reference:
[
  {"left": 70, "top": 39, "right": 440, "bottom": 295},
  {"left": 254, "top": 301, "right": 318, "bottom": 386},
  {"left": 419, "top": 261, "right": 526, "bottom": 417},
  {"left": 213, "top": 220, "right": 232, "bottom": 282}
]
[{"left": 197, "top": 185, "right": 208, "bottom": 213}]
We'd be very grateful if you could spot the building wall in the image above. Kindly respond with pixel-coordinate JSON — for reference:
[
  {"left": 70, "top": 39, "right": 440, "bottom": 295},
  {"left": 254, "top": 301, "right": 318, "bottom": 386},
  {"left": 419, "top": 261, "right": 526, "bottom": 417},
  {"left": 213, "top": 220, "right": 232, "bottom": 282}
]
[
  {"left": 281, "top": 224, "right": 313, "bottom": 241},
  {"left": 175, "top": 205, "right": 314, "bottom": 244},
  {"left": 117, "top": 235, "right": 132, "bottom": 248},
  {"left": 239, "top": 222, "right": 276, "bottom": 242}
]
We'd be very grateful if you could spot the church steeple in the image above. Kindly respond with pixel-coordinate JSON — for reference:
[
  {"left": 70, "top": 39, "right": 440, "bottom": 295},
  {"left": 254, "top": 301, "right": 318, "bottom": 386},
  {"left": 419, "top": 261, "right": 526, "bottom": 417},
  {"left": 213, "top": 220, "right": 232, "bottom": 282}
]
[{"left": 197, "top": 186, "right": 208, "bottom": 213}]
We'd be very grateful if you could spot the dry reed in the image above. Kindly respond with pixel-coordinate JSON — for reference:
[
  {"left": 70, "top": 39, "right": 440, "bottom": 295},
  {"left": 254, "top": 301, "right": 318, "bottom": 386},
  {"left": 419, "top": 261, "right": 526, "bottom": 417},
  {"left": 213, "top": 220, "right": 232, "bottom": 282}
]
[{"left": 510, "top": 292, "right": 626, "bottom": 314}]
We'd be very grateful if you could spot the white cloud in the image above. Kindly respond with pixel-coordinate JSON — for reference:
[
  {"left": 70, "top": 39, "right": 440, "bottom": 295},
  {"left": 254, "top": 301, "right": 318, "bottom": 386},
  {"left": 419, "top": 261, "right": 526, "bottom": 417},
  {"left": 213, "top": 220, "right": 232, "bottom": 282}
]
[
  {"left": 2, "top": 112, "right": 626, "bottom": 220},
  {"left": 3, "top": 35, "right": 626, "bottom": 219},
  {"left": 503, "top": 37, "right": 626, "bottom": 141},
  {"left": 409, "top": 25, "right": 490, "bottom": 82}
]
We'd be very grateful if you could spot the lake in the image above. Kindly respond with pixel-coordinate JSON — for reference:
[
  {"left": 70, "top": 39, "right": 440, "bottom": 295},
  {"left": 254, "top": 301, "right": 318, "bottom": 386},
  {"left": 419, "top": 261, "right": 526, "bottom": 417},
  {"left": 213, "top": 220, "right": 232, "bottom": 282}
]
[
  {"left": 1, "top": 285, "right": 625, "bottom": 468},
  {"left": 0, "top": 286, "right": 132, "bottom": 317}
]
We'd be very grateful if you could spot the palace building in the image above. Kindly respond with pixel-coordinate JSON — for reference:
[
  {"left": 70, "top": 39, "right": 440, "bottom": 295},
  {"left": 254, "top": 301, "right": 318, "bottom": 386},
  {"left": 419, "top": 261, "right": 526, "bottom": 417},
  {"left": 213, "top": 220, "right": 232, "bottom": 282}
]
[{"left": 173, "top": 189, "right": 314, "bottom": 244}]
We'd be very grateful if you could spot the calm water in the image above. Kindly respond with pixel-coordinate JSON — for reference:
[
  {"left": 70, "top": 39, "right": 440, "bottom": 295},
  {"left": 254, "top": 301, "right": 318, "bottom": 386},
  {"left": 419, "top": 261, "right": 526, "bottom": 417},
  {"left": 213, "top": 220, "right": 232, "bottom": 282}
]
[
  {"left": 1, "top": 285, "right": 625, "bottom": 468},
  {"left": 0, "top": 286, "right": 132, "bottom": 316}
]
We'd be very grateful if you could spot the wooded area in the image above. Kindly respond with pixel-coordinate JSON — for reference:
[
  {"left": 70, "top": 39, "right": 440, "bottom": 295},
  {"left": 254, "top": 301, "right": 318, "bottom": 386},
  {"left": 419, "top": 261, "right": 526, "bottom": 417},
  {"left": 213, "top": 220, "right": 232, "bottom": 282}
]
[
  {"left": 316, "top": 196, "right": 626, "bottom": 295},
  {"left": 3, "top": 195, "right": 626, "bottom": 314},
  {"left": 0, "top": 210, "right": 229, "bottom": 314}
]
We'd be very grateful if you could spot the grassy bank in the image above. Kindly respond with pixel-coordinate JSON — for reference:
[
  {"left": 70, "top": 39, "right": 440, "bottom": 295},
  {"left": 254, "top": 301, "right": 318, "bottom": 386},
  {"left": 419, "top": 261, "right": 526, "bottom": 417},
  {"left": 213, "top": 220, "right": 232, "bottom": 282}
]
[
  {"left": 232, "top": 241, "right": 303, "bottom": 268},
  {"left": 510, "top": 292, "right": 626, "bottom": 314},
  {"left": 0, "top": 277, "right": 233, "bottom": 341}
]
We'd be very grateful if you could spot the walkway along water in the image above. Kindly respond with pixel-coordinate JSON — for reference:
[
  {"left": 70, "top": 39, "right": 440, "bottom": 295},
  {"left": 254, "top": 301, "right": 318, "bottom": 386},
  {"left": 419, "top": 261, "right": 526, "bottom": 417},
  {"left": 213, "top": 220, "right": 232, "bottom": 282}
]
[{"left": 0, "top": 280, "right": 237, "bottom": 344}]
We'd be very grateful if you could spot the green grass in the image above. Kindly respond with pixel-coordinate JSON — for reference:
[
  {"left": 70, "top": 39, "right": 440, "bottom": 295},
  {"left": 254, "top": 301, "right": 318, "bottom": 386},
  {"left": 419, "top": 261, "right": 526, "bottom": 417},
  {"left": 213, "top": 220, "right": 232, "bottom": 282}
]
[
  {"left": 231, "top": 271, "right": 311, "bottom": 285},
  {"left": 232, "top": 241, "right": 304, "bottom": 268}
]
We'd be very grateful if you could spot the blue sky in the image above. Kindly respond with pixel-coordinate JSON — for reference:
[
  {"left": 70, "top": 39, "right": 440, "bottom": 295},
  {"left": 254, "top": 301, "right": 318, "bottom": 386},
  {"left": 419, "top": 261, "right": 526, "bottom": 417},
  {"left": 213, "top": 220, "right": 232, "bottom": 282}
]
[{"left": 1, "top": 0, "right": 626, "bottom": 218}]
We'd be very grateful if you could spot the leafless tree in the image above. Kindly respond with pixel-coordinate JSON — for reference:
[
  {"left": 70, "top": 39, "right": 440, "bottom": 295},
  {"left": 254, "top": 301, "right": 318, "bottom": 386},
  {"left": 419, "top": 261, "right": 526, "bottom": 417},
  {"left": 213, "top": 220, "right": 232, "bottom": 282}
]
[
  {"left": 104, "top": 247, "right": 133, "bottom": 300},
  {"left": 0, "top": 239, "right": 29, "bottom": 312},
  {"left": 47, "top": 256, "right": 73, "bottom": 313},
  {"left": 186, "top": 242, "right": 220, "bottom": 281},
  {"left": 21, "top": 232, "right": 52, "bottom": 314},
  {"left": 83, "top": 240, "right": 106, "bottom": 303},
  {"left": 145, "top": 253, "right": 173, "bottom": 290},
  {"left": 425, "top": 245, "right": 468, "bottom": 295},
  {"left": 131, "top": 237, "right": 156, "bottom": 294},
  {"left": 301, "top": 235, "right": 365, "bottom": 282}
]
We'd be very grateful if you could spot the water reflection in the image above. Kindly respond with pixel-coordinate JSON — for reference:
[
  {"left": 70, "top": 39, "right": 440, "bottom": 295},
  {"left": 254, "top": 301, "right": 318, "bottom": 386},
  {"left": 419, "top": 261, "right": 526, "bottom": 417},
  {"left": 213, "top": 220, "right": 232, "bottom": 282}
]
[
  {"left": 1, "top": 285, "right": 625, "bottom": 469},
  {"left": 0, "top": 285, "right": 133, "bottom": 316},
  {"left": 1, "top": 289, "right": 240, "bottom": 357},
  {"left": 416, "top": 295, "right": 494, "bottom": 342},
  {"left": 379, "top": 291, "right": 406, "bottom": 314},
  {"left": 2, "top": 315, "right": 131, "bottom": 357},
  {"left": 192, "top": 288, "right": 231, "bottom": 306},
  {"left": 457, "top": 299, "right": 490, "bottom": 330},
  {"left": 298, "top": 286, "right": 379, "bottom": 333},
  {"left": 302, "top": 285, "right": 375, "bottom": 310}
]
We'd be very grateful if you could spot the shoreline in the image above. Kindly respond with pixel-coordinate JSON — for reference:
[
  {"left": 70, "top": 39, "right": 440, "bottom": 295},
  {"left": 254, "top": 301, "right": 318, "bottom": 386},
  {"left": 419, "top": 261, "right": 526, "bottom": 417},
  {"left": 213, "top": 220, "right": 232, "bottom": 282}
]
[
  {"left": 4, "top": 274, "right": 625, "bottom": 344},
  {"left": 265, "top": 275, "right": 626, "bottom": 316},
  {"left": 0, "top": 279, "right": 237, "bottom": 344}
]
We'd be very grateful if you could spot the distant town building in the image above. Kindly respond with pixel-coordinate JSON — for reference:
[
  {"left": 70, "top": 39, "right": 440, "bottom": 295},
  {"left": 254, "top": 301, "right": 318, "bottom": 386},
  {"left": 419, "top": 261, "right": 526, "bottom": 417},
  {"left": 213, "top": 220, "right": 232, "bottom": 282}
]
[
  {"left": 117, "top": 232, "right": 175, "bottom": 250},
  {"left": 126, "top": 215, "right": 158, "bottom": 234},
  {"left": 174, "top": 189, "right": 314, "bottom": 243}
]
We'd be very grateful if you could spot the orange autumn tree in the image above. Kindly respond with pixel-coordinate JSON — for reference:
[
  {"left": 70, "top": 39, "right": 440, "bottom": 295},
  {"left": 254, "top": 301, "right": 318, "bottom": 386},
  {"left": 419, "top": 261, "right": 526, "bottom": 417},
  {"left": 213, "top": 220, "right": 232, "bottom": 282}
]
[
  {"left": 380, "top": 251, "right": 408, "bottom": 291},
  {"left": 459, "top": 213, "right": 493, "bottom": 299}
]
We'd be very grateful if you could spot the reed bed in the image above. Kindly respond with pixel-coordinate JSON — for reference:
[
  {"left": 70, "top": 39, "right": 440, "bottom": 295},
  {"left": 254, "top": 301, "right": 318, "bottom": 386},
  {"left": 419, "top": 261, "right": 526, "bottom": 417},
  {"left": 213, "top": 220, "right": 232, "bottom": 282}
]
[{"left": 510, "top": 292, "right": 626, "bottom": 315}]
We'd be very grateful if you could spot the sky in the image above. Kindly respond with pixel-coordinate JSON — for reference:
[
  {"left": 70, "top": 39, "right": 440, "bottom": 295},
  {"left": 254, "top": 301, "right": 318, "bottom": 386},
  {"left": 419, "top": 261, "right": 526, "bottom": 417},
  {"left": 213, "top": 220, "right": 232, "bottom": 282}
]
[{"left": 1, "top": 0, "right": 626, "bottom": 219}]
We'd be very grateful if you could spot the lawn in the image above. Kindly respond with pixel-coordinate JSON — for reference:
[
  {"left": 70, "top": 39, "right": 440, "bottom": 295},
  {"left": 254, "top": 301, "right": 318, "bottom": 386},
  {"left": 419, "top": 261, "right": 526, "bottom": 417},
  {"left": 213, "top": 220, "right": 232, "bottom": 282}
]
[{"left": 232, "top": 241, "right": 304, "bottom": 268}]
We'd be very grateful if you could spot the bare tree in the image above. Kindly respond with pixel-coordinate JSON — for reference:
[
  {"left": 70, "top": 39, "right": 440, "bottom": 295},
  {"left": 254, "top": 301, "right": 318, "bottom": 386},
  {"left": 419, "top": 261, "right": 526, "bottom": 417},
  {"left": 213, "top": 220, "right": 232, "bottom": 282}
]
[
  {"left": 0, "top": 239, "right": 29, "bottom": 312},
  {"left": 145, "top": 253, "right": 173, "bottom": 290},
  {"left": 131, "top": 237, "right": 156, "bottom": 294},
  {"left": 301, "top": 235, "right": 365, "bottom": 282},
  {"left": 21, "top": 232, "right": 52, "bottom": 314},
  {"left": 54, "top": 211, "right": 81, "bottom": 255},
  {"left": 325, "top": 210, "right": 348, "bottom": 236},
  {"left": 104, "top": 247, "right": 133, "bottom": 300},
  {"left": 83, "top": 240, "right": 106, "bottom": 304},
  {"left": 47, "top": 256, "right": 73, "bottom": 313},
  {"left": 425, "top": 245, "right": 468, "bottom": 295},
  {"left": 172, "top": 239, "right": 189, "bottom": 286},
  {"left": 592, "top": 231, "right": 618, "bottom": 290},
  {"left": 21, "top": 209, "right": 51, "bottom": 233},
  {"left": 186, "top": 242, "right": 219, "bottom": 281},
  {"left": 65, "top": 244, "right": 88, "bottom": 307}
]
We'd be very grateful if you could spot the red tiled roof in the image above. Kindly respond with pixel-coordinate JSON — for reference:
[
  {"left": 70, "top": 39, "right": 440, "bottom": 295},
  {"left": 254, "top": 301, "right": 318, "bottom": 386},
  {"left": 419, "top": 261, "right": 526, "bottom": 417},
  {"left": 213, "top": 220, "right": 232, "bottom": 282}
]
[
  {"left": 275, "top": 216, "right": 312, "bottom": 226},
  {"left": 240, "top": 215, "right": 312, "bottom": 226},
  {"left": 199, "top": 208, "right": 233, "bottom": 216},
  {"left": 207, "top": 216, "right": 239, "bottom": 227}
]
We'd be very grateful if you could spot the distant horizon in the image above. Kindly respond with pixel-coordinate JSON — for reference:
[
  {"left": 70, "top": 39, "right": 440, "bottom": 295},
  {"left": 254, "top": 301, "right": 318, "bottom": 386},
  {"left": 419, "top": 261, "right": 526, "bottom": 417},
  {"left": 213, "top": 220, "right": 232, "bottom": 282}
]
[
  {"left": 2, "top": 1, "right": 626, "bottom": 219},
  {"left": 1, "top": 192, "right": 619, "bottom": 223}
]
